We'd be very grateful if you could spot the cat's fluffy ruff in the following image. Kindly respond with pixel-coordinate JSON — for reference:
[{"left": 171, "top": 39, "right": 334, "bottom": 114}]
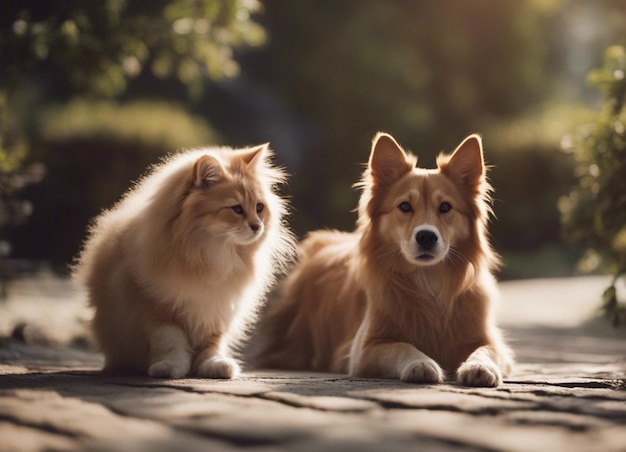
[{"left": 73, "top": 144, "right": 294, "bottom": 378}]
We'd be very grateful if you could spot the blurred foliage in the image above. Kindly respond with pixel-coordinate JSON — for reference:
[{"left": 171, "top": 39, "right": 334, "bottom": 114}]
[
  {"left": 0, "top": 0, "right": 265, "bottom": 98},
  {"left": 2, "top": 0, "right": 626, "bottom": 281},
  {"left": 237, "top": 0, "right": 626, "bottom": 242},
  {"left": 0, "top": 90, "right": 45, "bottom": 264},
  {"left": 0, "top": 0, "right": 263, "bottom": 271},
  {"left": 560, "top": 46, "right": 626, "bottom": 326},
  {"left": 11, "top": 100, "right": 219, "bottom": 268},
  {"left": 0, "top": 93, "right": 27, "bottom": 174},
  {"left": 484, "top": 103, "right": 592, "bottom": 262},
  {"left": 40, "top": 99, "right": 218, "bottom": 151},
  {"left": 499, "top": 246, "right": 582, "bottom": 281}
]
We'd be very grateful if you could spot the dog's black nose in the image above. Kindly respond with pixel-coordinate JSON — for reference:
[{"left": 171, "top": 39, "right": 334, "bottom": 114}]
[{"left": 415, "top": 230, "right": 438, "bottom": 250}]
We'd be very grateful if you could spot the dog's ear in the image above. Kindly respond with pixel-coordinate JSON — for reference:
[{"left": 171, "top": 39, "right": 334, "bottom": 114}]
[
  {"left": 369, "top": 133, "right": 413, "bottom": 185},
  {"left": 442, "top": 134, "right": 484, "bottom": 189},
  {"left": 193, "top": 154, "right": 225, "bottom": 188}
]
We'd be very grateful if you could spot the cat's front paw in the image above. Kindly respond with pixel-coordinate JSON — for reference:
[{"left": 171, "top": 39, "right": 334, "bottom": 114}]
[
  {"left": 148, "top": 359, "right": 190, "bottom": 379},
  {"left": 457, "top": 360, "right": 502, "bottom": 387},
  {"left": 196, "top": 355, "right": 240, "bottom": 379},
  {"left": 400, "top": 359, "right": 444, "bottom": 384}
]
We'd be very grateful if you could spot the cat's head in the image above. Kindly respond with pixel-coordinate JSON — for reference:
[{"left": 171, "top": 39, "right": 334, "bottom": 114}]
[{"left": 176, "top": 144, "right": 286, "bottom": 249}]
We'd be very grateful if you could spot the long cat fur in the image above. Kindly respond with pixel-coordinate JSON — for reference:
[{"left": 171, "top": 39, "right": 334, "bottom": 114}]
[{"left": 73, "top": 144, "right": 294, "bottom": 378}]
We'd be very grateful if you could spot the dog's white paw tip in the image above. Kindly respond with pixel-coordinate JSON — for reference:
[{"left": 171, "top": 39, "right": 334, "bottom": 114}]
[
  {"left": 148, "top": 360, "right": 190, "bottom": 379},
  {"left": 196, "top": 356, "right": 240, "bottom": 379},
  {"left": 457, "top": 362, "right": 502, "bottom": 387},
  {"left": 401, "top": 360, "right": 444, "bottom": 384}
]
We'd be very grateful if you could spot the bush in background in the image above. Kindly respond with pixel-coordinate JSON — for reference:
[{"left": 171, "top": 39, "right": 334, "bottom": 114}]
[
  {"left": 560, "top": 46, "right": 626, "bottom": 326},
  {"left": 0, "top": 0, "right": 264, "bottom": 274},
  {"left": 482, "top": 103, "right": 591, "bottom": 279},
  {"left": 11, "top": 100, "right": 219, "bottom": 270}
]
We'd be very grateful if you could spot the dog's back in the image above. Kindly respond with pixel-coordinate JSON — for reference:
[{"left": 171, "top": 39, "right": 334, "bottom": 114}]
[{"left": 254, "top": 230, "right": 365, "bottom": 373}]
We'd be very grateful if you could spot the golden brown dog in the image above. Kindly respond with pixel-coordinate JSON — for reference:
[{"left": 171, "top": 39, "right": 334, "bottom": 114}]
[{"left": 255, "top": 133, "right": 513, "bottom": 386}]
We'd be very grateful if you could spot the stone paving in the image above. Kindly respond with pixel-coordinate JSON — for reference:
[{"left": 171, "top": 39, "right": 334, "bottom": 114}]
[{"left": 0, "top": 273, "right": 625, "bottom": 451}]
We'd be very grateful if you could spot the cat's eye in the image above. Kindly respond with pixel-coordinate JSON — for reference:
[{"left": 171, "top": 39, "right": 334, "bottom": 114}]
[
  {"left": 231, "top": 205, "right": 244, "bottom": 215},
  {"left": 439, "top": 202, "right": 452, "bottom": 213},
  {"left": 256, "top": 203, "right": 264, "bottom": 213},
  {"left": 398, "top": 201, "right": 412, "bottom": 213}
]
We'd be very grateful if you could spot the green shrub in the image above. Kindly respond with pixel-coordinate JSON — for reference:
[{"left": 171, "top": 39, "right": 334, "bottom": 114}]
[
  {"left": 560, "top": 46, "right": 626, "bottom": 326},
  {"left": 39, "top": 99, "right": 218, "bottom": 151},
  {"left": 12, "top": 99, "right": 220, "bottom": 269},
  {"left": 481, "top": 103, "right": 591, "bottom": 278}
]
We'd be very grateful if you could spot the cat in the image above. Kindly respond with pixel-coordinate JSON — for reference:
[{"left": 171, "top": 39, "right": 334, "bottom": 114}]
[{"left": 73, "top": 144, "right": 294, "bottom": 379}]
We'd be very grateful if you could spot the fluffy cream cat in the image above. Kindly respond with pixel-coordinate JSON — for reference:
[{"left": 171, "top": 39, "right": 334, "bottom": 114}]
[{"left": 73, "top": 144, "right": 294, "bottom": 379}]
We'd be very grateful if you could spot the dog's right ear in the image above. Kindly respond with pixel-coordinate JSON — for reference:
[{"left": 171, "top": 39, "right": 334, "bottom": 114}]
[
  {"left": 369, "top": 133, "right": 413, "bottom": 186},
  {"left": 193, "top": 154, "right": 224, "bottom": 188}
]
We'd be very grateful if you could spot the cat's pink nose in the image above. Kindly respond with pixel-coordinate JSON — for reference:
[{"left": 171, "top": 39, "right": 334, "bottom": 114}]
[{"left": 249, "top": 222, "right": 261, "bottom": 233}]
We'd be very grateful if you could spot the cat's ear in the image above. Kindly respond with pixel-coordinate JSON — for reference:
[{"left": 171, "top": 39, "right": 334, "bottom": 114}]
[
  {"left": 193, "top": 154, "right": 224, "bottom": 188},
  {"left": 369, "top": 133, "right": 413, "bottom": 186},
  {"left": 240, "top": 143, "right": 269, "bottom": 169}
]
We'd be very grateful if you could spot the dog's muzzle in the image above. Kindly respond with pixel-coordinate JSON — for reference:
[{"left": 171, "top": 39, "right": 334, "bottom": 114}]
[
  {"left": 401, "top": 225, "right": 448, "bottom": 266},
  {"left": 415, "top": 229, "right": 438, "bottom": 252}
]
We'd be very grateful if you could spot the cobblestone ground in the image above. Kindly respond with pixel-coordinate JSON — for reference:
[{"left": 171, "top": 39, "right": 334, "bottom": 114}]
[{"left": 0, "top": 273, "right": 624, "bottom": 451}]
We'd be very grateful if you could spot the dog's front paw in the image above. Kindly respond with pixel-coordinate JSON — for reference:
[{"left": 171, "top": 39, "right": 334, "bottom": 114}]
[
  {"left": 148, "top": 359, "right": 190, "bottom": 379},
  {"left": 196, "top": 355, "right": 240, "bottom": 379},
  {"left": 400, "top": 359, "right": 444, "bottom": 384},
  {"left": 457, "top": 360, "right": 502, "bottom": 387}
]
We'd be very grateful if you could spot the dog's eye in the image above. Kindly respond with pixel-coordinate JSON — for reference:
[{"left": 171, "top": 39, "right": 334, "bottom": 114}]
[
  {"left": 439, "top": 202, "right": 452, "bottom": 213},
  {"left": 256, "top": 203, "right": 264, "bottom": 213},
  {"left": 398, "top": 201, "right": 412, "bottom": 213},
  {"left": 231, "top": 205, "right": 244, "bottom": 215}
]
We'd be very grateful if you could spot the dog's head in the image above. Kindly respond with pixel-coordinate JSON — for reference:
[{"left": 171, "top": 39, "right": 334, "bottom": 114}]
[{"left": 358, "top": 133, "right": 493, "bottom": 268}]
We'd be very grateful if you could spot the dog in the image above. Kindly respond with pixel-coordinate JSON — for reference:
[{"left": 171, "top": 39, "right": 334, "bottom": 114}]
[{"left": 254, "top": 132, "right": 513, "bottom": 386}]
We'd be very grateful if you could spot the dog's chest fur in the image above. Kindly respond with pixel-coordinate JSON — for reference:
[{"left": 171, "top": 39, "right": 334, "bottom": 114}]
[{"left": 372, "top": 272, "right": 488, "bottom": 372}]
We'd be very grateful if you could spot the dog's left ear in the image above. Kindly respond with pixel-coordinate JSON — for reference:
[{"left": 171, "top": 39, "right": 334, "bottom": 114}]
[
  {"left": 369, "top": 133, "right": 413, "bottom": 186},
  {"left": 442, "top": 134, "right": 484, "bottom": 189}
]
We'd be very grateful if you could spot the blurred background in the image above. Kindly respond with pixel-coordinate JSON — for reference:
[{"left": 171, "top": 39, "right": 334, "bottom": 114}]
[{"left": 0, "top": 0, "right": 625, "bottom": 317}]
